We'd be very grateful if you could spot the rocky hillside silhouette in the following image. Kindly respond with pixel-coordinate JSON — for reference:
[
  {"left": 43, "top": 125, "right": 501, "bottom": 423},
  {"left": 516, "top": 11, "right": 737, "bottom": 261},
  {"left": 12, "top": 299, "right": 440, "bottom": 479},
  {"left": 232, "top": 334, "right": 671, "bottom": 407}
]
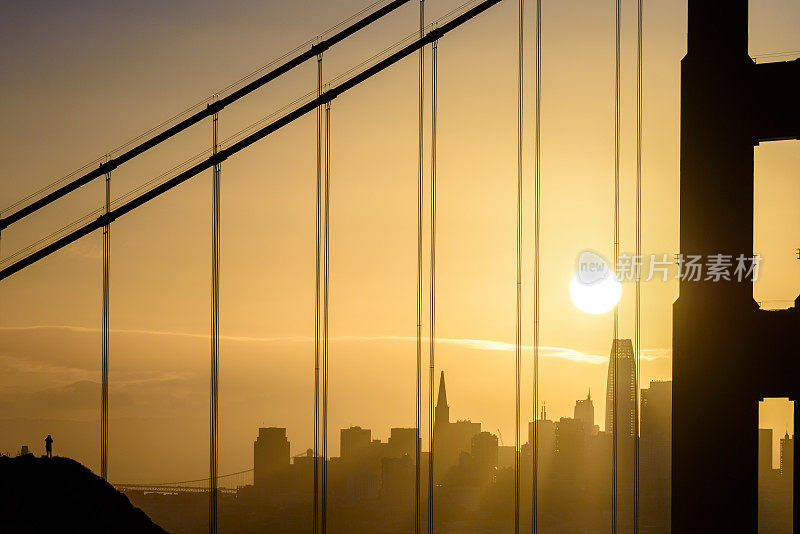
[{"left": 0, "top": 454, "right": 167, "bottom": 533}]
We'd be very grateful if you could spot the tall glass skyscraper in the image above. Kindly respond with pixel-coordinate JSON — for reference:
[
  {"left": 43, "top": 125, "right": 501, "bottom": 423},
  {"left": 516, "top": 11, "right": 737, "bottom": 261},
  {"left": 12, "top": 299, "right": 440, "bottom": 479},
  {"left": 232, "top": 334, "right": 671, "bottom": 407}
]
[{"left": 606, "top": 338, "right": 637, "bottom": 438}]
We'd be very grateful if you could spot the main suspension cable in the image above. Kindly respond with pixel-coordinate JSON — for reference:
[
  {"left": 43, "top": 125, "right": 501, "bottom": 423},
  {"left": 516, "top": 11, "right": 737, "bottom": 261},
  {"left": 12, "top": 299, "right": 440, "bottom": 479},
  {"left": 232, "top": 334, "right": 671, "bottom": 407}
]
[
  {"left": 0, "top": 0, "right": 495, "bottom": 274},
  {"left": 0, "top": 0, "right": 413, "bottom": 232},
  {"left": 0, "top": 0, "right": 506, "bottom": 283}
]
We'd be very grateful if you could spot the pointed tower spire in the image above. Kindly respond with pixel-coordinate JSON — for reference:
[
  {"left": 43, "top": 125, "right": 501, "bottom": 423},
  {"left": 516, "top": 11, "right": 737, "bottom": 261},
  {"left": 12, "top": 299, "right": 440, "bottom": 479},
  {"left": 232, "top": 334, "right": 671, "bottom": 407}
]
[
  {"left": 437, "top": 370, "right": 448, "bottom": 408},
  {"left": 434, "top": 371, "right": 450, "bottom": 428}
]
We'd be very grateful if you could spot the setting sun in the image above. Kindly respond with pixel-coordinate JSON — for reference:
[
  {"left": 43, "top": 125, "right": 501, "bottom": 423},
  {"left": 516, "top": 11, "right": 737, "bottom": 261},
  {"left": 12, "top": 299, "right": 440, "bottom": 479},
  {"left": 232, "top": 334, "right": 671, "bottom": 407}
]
[{"left": 569, "top": 272, "right": 622, "bottom": 314}]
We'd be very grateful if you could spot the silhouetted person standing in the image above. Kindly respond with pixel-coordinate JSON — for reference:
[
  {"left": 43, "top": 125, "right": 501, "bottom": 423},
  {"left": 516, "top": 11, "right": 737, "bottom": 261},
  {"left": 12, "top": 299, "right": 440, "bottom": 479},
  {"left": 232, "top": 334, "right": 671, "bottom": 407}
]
[{"left": 45, "top": 435, "right": 53, "bottom": 458}]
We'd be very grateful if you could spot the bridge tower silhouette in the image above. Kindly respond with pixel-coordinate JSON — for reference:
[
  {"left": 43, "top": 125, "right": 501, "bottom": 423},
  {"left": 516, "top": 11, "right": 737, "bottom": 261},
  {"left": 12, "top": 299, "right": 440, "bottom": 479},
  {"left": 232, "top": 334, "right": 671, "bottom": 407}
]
[{"left": 674, "top": 1, "right": 800, "bottom": 531}]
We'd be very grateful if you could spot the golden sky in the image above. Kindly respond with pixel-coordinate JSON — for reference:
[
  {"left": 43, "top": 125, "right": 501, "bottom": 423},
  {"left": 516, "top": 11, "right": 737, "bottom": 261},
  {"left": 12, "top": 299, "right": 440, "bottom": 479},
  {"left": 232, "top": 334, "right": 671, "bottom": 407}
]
[{"left": 0, "top": 0, "right": 798, "bottom": 482}]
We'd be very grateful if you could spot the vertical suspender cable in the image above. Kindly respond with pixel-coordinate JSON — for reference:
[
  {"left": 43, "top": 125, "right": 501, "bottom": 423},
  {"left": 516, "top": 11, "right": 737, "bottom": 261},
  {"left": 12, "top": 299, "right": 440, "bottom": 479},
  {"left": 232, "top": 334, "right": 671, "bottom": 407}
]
[
  {"left": 612, "top": 0, "right": 621, "bottom": 532},
  {"left": 633, "top": 1, "right": 643, "bottom": 532},
  {"left": 0, "top": 218, "right": 2, "bottom": 394},
  {"left": 101, "top": 162, "right": 110, "bottom": 481},
  {"left": 428, "top": 37, "right": 438, "bottom": 534},
  {"left": 210, "top": 108, "right": 221, "bottom": 534},
  {"left": 532, "top": 0, "right": 541, "bottom": 532},
  {"left": 322, "top": 98, "right": 331, "bottom": 534},
  {"left": 416, "top": 3, "right": 425, "bottom": 534},
  {"left": 314, "top": 50, "right": 323, "bottom": 534},
  {"left": 515, "top": 1, "right": 524, "bottom": 533},
  {"left": 0, "top": 214, "right": 2, "bottom": 340}
]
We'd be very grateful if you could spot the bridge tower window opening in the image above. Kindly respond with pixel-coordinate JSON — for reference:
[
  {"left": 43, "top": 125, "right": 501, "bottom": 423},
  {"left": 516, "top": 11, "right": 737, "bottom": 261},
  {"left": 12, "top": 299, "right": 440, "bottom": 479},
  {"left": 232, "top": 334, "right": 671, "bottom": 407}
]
[{"left": 753, "top": 141, "right": 800, "bottom": 310}]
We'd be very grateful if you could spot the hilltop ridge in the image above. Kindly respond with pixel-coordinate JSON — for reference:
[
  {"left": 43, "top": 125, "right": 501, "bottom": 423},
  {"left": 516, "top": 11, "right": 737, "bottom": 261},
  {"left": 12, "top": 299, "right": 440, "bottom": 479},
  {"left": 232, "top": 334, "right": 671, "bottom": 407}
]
[{"left": 0, "top": 454, "right": 167, "bottom": 533}]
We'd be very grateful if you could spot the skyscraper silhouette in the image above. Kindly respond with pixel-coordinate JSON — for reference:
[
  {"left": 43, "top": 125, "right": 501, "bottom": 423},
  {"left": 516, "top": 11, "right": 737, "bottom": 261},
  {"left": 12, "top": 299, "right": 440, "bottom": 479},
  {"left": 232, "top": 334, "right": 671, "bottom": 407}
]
[
  {"left": 780, "top": 432, "right": 794, "bottom": 479},
  {"left": 574, "top": 390, "right": 595, "bottom": 434},
  {"left": 606, "top": 339, "right": 637, "bottom": 531},
  {"left": 641, "top": 381, "right": 671, "bottom": 533},
  {"left": 759, "top": 429, "right": 774, "bottom": 474},
  {"left": 253, "top": 427, "right": 290, "bottom": 490},
  {"left": 606, "top": 339, "right": 636, "bottom": 439},
  {"left": 675, "top": 1, "right": 800, "bottom": 530},
  {"left": 340, "top": 426, "right": 371, "bottom": 459}
]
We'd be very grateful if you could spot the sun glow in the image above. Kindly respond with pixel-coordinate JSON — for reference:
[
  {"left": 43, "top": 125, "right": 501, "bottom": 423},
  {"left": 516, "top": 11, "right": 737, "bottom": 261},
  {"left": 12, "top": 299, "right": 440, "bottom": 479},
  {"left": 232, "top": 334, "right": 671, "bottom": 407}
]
[{"left": 569, "top": 271, "right": 622, "bottom": 314}]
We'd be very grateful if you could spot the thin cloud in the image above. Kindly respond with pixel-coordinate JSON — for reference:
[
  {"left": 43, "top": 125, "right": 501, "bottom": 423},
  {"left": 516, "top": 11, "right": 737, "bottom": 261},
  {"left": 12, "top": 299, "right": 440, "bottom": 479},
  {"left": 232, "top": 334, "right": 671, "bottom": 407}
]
[
  {"left": 357, "top": 336, "right": 606, "bottom": 364},
  {"left": 0, "top": 325, "right": 306, "bottom": 344},
  {"left": 0, "top": 325, "right": 671, "bottom": 365},
  {"left": 0, "top": 354, "right": 94, "bottom": 384}
]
